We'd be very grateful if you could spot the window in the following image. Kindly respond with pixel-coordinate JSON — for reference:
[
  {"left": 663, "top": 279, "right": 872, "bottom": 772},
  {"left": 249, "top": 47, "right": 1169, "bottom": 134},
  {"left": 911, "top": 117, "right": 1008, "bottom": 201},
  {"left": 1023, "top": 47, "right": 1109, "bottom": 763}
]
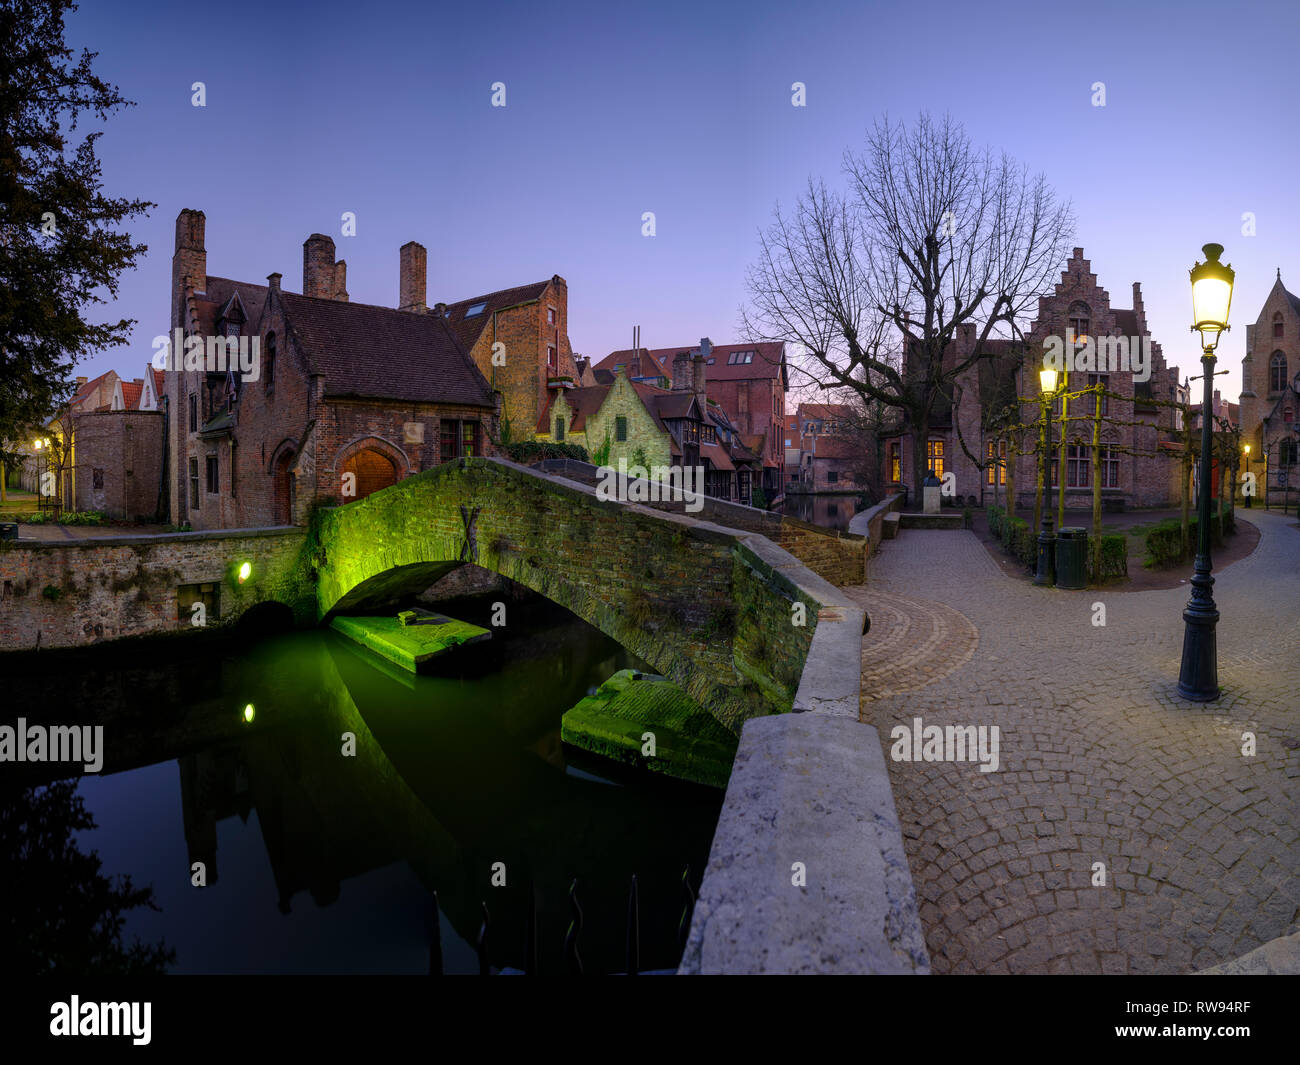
[
  {"left": 927, "top": 439, "right": 945, "bottom": 479},
  {"left": 265, "top": 332, "right": 276, "bottom": 395},
  {"left": 206, "top": 454, "right": 218, "bottom": 494},
  {"left": 615, "top": 416, "right": 627, "bottom": 442},
  {"left": 784, "top": 438, "right": 792, "bottom": 447},
  {"left": 827, "top": 470, "right": 839, "bottom": 483},
  {"left": 189, "top": 393, "right": 197, "bottom": 433},
  {"left": 1067, "top": 444, "right": 1089, "bottom": 488},
  {"left": 890, "top": 441, "right": 901, "bottom": 483},
  {"left": 465, "top": 301, "right": 487, "bottom": 317},
  {"left": 727, "top": 350, "right": 755, "bottom": 365},
  {"left": 1274, "top": 312, "right": 1284, "bottom": 339},
  {"left": 1281, "top": 440, "right": 1298, "bottom": 466},
  {"left": 547, "top": 306, "right": 556, "bottom": 325},
  {"left": 189, "top": 458, "right": 199, "bottom": 509},
  {"left": 986, "top": 440, "right": 1006, "bottom": 485},
  {"left": 1271, "top": 351, "right": 1288, "bottom": 392},
  {"left": 1068, "top": 302, "right": 1091, "bottom": 346},
  {"left": 701, "top": 423, "right": 716, "bottom": 444},
  {"left": 440, "top": 419, "right": 480, "bottom": 461},
  {"left": 92, "top": 468, "right": 104, "bottom": 490},
  {"left": 555, "top": 416, "right": 565, "bottom": 441},
  {"left": 1088, "top": 373, "right": 1110, "bottom": 417},
  {"left": 547, "top": 345, "right": 556, "bottom": 369},
  {"left": 225, "top": 320, "right": 239, "bottom": 338},
  {"left": 1100, "top": 446, "right": 1120, "bottom": 488}
]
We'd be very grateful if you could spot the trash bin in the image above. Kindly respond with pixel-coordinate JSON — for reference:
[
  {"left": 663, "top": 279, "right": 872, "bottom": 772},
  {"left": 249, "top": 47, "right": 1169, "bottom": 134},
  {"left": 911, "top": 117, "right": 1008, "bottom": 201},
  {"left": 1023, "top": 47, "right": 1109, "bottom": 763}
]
[
  {"left": 1056, "top": 527, "right": 1088, "bottom": 589},
  {"left": 0, "top": 522, "right": 18, "bottom": 541}
]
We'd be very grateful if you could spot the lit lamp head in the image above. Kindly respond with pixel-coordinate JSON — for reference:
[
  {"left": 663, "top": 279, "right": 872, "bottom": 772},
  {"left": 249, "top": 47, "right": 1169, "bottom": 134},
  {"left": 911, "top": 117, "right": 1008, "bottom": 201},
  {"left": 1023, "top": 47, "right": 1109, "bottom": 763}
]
[
  {"left": 236, "top": 561, "right": 252, "bottom": 584},
  {"left": 1244, "top": 444, "right": 1251, "bottom": 455},
  {"left": 1190, "top": 243, "right": 1234, "bottom": 352},
  {"left": 1039, "top": 368, "right": 1059, "bottom": 395}
]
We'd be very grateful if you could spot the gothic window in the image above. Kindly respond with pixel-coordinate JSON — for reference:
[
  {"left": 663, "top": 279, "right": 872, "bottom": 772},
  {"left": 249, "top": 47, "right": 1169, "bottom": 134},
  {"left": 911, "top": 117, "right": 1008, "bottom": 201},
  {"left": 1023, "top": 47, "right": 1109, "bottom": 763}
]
[
  {"left": 554, "top": 416, "right": 565, "bottom": 441},
  {"left": 1068, "top": 301, "right": 1091, "bottom": 346},
  {"left": 615, "top": 416, "right": 627, "bottom": 442},
  {"left": 927, "top": 438, "right": 945, "bottom": 478},
  {"left": 986, "top": 440, "right": 1006, "bottom": 485},
  {"left": 1271, "top": 351, "right": 1288, "bottom": 392},
  {"left": 1088, "top": 373, "right": 1110, "bottom": 416}
]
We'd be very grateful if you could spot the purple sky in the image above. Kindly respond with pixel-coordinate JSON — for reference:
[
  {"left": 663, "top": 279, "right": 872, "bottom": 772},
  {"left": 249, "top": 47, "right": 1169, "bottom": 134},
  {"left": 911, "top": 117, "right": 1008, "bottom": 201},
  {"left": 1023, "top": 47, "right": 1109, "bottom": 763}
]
[{"left": 67, "top": 0, "right": 1300, "bottom": 406}]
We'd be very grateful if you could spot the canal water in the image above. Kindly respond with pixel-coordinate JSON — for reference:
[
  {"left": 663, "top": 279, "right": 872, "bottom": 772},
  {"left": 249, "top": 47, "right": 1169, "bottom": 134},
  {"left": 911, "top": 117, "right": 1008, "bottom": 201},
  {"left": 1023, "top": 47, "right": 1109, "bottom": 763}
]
[
  {"left": 781, "top": 493, "right": 867, "bottom": 532},
  {"left": 1, "top": 595, "right": 724, "bottom": 974}
]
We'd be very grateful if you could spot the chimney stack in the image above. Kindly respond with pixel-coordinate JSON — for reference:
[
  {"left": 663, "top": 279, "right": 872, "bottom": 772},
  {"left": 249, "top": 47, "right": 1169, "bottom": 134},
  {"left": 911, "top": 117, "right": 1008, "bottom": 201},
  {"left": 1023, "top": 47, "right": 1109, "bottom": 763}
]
[
  {"left": 267, "top": 272, "right": 281, "bottom": 292},
  {"left": 303, "top": 234, "right": 347, "bottom": 301},
  {"left": 172, "top": 209, "right": 207, "bottom": 325},
  {"left": 672, "top": 350, "right": 691, "bottom": 392},
  {"left": 399, "top": 241, "right": 427, "bottom": 313},
  {"left": 693, "top": 338, "right": 710, "bottom": 402}
]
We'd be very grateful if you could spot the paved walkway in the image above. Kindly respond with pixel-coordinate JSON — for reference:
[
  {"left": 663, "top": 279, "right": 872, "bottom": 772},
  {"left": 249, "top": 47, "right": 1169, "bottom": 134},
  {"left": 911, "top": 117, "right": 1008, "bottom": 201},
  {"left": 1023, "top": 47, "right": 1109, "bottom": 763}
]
[{"left": 846, "top": 510, "right": 1300, "bottom": 974}]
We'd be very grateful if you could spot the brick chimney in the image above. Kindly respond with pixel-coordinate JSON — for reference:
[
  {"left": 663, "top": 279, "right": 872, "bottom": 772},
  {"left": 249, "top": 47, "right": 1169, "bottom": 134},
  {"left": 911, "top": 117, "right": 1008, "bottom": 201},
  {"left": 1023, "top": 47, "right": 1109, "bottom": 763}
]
[
  {"left": 267, "top": 272, "right": 281, "bottom": 292},
  {"left": 693, "top": 337, "right": 710, "bottom": 402},
  {"left": 399, "top": 241, "right": 427, "bottom": 313},
  {"left": 672, "top": 350, "right": 691, "bottom": 392},
  {"left": 172, "top": 209, "right": 206, "bottom": 324},
  {"left": 303, "top": 234, "right": 347, "bottom": 300}
]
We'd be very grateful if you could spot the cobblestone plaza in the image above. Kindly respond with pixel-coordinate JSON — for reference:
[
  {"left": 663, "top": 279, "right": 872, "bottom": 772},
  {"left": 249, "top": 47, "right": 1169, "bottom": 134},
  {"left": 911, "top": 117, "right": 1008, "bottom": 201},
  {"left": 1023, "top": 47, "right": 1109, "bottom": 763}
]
[{"left": 849, "top": 510, "right": 1300, "bottom": 974}]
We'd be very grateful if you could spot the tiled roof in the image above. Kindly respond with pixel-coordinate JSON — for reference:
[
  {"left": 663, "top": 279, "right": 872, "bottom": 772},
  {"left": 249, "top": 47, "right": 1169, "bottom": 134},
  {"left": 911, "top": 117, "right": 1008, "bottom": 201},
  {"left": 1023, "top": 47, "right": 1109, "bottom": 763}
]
[
  {"left": 194, "top": 277, "right": 269, "bottom": 336},
  {"left": 277, "top": 292, "right": 495, "bottom": 407},
  {"left": 652, "top": 342, "right": 786, "bottom": 382},
  {"left": 805, "top": 436, "right": 860, "bottom": 460},
  {"left": 441, "top": 280, "right": 551, "bottom": 353},
  {"left": 120, "top": 381, "right": 143, "bottom": 409},
  {"left": 538, "top": 385, "right": 611, "bottom": 433},
  {"left": 151, "top": 369, "right": 165, "bottom": 400},
  {"left": 595, "top": 348, "right": 671, "bottom": 380}
]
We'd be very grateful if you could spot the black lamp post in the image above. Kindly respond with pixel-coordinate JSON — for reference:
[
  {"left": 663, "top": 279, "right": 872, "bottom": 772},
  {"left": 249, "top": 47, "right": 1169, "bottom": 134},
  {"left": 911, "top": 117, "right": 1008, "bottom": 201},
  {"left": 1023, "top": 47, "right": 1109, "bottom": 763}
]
[
  {"left": 1178, "top": 243, "right": 1235, "bottom": 702},
  {"left": 1034, "top": 368, "right": 1058, "bottom": 586},
  {"left": 1243, "top": 444, "right": 1252, "bottom": 508}
]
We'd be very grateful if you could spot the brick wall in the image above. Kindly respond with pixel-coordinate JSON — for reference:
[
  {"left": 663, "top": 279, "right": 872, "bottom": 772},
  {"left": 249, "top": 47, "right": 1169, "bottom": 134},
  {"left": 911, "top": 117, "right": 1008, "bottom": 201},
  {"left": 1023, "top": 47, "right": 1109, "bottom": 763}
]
[
  {"left": 70, "top": 411, "right": 166, "bottom": 520},
  {"left": 0, "top": 527, "right": 309, "bottom": 651}
]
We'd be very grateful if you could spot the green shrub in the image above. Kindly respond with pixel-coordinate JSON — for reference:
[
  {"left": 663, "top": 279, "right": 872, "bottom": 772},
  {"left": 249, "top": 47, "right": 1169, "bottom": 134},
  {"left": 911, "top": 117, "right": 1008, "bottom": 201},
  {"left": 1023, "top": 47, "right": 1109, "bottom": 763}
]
[
  {"left": 42, "top": 584, "right": 63, "bottom": 601},
  {"left": 590, "top": 431, "right": 612, "bottom": 468},
  {"left": 1007, "top": 517, "right": 1036, "bottom": 567},
  {"left": 1144, "top": 510, "right": 1234, "bottom": 568},
  {"left": 1098, "top": 534, "right": 1128, "bottom": 579},
  {"left": 61, "top": 510, "right": 104, "bottom": 526},
  {"left": 504, "top": 441, "right": 589, "bottom": 464},
  {"left": 986, "top": 503, "right": 1005, "bottom": 539},
  {"left": 751, "top": 487, "right": 768, "bottom": 511},
  {"left": 962, "top": 507, "right": 973, "bottom": 530}
]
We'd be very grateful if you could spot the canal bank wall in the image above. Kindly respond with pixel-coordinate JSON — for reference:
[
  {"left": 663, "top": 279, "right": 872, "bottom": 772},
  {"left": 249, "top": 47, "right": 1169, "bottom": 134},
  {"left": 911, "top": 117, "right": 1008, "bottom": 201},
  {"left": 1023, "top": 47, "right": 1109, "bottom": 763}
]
[{"left": 0, "top": 527, "right": 310, "bottom": 650}]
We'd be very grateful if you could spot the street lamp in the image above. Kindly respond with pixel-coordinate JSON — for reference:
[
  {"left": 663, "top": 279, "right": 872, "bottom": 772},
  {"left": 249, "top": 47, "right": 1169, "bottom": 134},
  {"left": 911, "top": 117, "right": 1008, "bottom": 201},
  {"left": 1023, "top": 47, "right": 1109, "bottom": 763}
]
[
  {"left": 1034, "top": 368, "right": 1059, "bottom": 586},
  {"left": 1178, "top": 243, "right": 1234, "bottom": 701},
  {"left": 1243, "top": 444, "right": 1252, "bottom": 508}
]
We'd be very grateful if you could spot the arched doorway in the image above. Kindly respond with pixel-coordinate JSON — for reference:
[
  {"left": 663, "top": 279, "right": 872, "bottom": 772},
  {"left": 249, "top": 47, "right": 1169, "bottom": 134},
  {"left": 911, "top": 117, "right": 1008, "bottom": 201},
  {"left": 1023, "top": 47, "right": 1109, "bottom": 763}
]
[
  {"left": 342, "top": 447, "right": 397, "bottom": 502},
  {"left": 273, "top": 451, "right": 295, "bottom": 525}
]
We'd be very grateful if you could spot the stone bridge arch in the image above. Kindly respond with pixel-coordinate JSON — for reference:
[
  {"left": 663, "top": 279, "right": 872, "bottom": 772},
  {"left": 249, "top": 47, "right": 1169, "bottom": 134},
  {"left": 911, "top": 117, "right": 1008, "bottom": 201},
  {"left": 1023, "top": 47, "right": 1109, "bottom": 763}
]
[{"left": 312, "top": 457, "right": 828, "bottom": 731}]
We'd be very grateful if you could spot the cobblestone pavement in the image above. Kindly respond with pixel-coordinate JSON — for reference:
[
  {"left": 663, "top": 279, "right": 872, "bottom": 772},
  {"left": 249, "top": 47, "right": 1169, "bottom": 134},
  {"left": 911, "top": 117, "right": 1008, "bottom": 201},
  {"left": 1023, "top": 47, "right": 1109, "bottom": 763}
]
[{"left": 845, "top": 510, "right": 1300, "bottom": 974}]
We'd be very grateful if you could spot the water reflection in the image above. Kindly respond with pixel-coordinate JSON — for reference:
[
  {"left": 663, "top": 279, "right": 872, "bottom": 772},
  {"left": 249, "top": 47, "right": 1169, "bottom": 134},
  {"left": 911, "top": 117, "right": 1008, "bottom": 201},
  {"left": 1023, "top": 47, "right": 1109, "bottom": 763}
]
[
  {"left": 781, "top": 493, "right": 866, "bottom": 531},
  {"left": 3, "top": 598, "right": 723, "bottom": 974}
]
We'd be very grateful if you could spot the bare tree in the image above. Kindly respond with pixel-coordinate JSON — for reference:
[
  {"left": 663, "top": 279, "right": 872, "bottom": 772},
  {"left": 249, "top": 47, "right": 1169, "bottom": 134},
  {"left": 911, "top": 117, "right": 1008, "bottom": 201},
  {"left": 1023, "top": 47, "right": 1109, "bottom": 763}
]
[{"left": 742, "top": 112, "right": 1073, "bottom": 501}]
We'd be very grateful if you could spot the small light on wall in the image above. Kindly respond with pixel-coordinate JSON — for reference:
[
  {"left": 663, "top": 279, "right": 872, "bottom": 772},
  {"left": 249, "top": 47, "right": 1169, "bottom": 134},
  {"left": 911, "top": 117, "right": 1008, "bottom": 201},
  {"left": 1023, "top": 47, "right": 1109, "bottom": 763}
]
[
  {"left": 243, "top": 703, "right": 255, "bottom": 723},
  {"left": 237, "top": 561, "right": 252, "bottom": 583}
]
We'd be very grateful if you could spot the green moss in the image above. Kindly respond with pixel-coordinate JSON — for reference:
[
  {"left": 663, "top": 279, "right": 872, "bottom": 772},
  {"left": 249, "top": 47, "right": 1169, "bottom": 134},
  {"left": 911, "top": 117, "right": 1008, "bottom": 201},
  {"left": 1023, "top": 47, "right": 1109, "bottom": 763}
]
[{"left": 560, "top": 669, "right": 738, "bottom": 788}]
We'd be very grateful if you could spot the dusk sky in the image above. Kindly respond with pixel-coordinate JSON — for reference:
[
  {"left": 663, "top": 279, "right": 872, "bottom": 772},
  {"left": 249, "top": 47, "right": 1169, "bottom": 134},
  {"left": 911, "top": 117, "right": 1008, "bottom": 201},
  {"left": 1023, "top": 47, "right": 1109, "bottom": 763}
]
[{"left": 69, "top": 0, "right": 1300, "bottom": 404}]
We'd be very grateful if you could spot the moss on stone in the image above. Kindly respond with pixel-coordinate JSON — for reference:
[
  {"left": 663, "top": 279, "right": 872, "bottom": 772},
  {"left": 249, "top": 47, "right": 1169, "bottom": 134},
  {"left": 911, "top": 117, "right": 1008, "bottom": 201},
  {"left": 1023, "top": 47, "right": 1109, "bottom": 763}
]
[{"left": 560, "top": 669, "right": 738, "bottom": 789}]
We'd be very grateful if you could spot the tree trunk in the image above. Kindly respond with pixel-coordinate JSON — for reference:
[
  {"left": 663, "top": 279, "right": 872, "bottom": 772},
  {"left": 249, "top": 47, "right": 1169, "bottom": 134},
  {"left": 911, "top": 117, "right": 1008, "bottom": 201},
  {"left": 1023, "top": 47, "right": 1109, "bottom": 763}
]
[
  {"left": 1057, "top": 377, "right": 1068, "bottom": 529},
  {"left": 910, "top": 417, "right": 929, "bottom": 508},
  {"left": 1005, "top": 438, "right": 1016, "bottom": 521}
]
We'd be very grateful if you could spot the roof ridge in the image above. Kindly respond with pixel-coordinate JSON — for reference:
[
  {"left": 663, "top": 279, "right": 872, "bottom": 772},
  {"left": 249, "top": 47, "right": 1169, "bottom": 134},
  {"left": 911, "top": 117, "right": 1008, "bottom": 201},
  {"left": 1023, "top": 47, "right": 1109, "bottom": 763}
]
[{"left": 444, "top": 279, "right": 550, "bottom": 308}]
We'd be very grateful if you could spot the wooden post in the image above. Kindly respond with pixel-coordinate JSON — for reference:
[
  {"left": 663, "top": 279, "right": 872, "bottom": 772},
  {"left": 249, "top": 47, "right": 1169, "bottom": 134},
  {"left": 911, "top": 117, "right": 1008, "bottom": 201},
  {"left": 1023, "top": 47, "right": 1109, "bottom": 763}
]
[{"left": 1091, "top": 382, "right": 1102, "bottom": 581}]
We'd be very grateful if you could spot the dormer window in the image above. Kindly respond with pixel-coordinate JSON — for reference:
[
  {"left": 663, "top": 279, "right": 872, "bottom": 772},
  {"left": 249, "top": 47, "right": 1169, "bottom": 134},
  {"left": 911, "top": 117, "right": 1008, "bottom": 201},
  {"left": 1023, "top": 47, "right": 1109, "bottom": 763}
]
[
  {"left": 225, "top": 320, "right": 240, "bottom": 338},
  {"left": 465, "top": 301, "right": 488, "bottom": 317},
  {"left": 727, "top": 350, "right": 755, "bottom": 365}
]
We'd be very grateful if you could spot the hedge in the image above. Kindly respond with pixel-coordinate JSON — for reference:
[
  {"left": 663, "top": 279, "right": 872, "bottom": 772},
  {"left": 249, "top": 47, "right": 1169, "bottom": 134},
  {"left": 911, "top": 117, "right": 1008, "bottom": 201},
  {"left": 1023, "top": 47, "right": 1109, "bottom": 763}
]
[
  {"left": 503, "top": 441, "right": 589, "bottom": 464},
  {"left": 986, "top": 503, "right": 1005, "bottom": 539},
  {"left": 1143, "top": 508, "right": 1235, "bottom": 569},
  {"left": 1098, "top": 534, "right": 1128, "bottom": 579}
]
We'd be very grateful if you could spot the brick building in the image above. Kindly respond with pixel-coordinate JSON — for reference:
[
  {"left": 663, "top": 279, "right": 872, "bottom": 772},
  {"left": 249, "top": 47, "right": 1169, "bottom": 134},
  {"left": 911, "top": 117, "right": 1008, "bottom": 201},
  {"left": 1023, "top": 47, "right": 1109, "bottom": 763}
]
[
  {"left": 594, "top": 340, "right": 787, "bottom": 496},
  {"left": 884, "top": 248, "right": 1185, "bottom": 511},
  {"left": 166, "top": 210, "right": 499, "bottom": 529},
  {"left": 538, "top": 341, "right": 766, "bottom": 503},
  {"left": 1239, "top": 270, "right": 1300, "bottom": 500}
]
